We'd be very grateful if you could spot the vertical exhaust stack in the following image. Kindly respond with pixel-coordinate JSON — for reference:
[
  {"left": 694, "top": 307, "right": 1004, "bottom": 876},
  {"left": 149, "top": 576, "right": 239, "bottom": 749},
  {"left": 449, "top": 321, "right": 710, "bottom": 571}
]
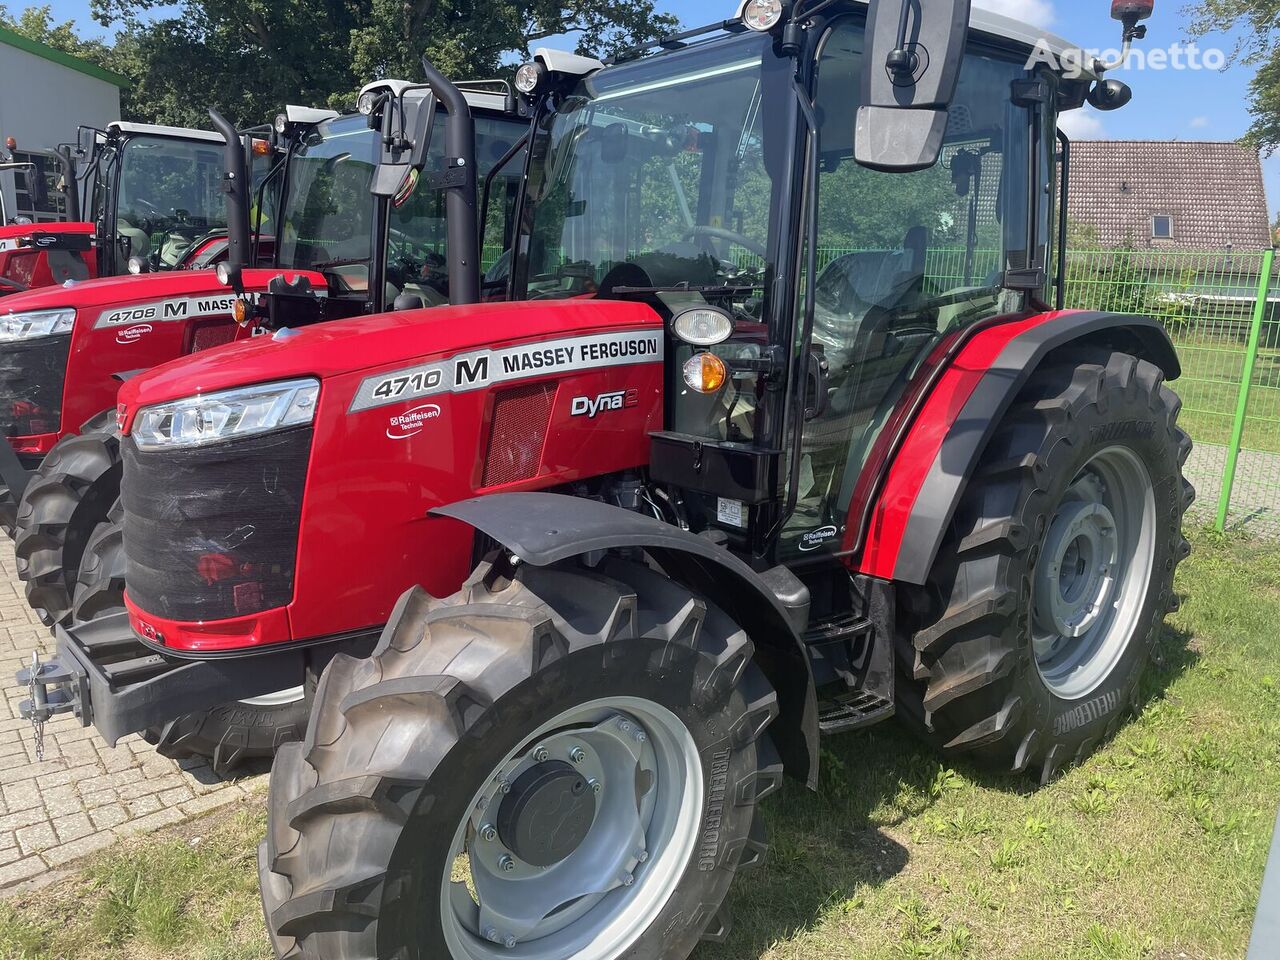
[
  {"left": 421, "top": 56, "right": 480, "bottom": 305},
  {"left": 208, "top": 108, "right": 251, "bottom": 279}
]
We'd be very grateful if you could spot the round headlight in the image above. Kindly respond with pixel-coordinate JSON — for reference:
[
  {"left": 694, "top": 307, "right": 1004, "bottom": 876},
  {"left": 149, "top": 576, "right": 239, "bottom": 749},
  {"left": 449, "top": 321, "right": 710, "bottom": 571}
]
[
  {"left": 682, "top": 352, "right": 728, "bottom": 395},
  {"left": 515, "top": 62, "right": 546, "bottom": 96},
  {"left": 671, "top": 305, "right": 734, "bottom": 346},
  {"left": 273, "top": 113, "right": 288, "bottom": 134},
  {"left": 741, "top": 0, "right": 784, "bottom": 31},
  {"left": 127, "top": 256, "right": 147, "bottom": 275},
  {"left": 216, "top": 262, "right": 232, "bottom": 286},
  {"left": 357, "top": 91, "right": 378, "bottom": 116}
]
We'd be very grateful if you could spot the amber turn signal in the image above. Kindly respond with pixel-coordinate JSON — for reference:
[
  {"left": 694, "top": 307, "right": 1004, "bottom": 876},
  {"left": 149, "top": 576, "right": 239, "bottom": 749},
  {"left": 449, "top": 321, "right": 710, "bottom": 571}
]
[
  {"left": 682, "top": 352, "right": 727, "bottom": 395},
  {"left": 251, "top": 138, "right": 273, "bottom": 157},
  {"left": 233, "top": 298, "right": 252, "bottom": 325}
]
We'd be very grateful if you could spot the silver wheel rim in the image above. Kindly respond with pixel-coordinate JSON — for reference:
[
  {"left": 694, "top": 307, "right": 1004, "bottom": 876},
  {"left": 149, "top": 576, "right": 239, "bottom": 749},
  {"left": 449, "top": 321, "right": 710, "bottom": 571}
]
[
  {"left": 440, "top": 697, "right": 704, "bottom": 960},
  {"left": 1032, "top": 445, "right": 1157, "bottom": 700},
  {"left": 238, "top": 686, "right": 305, "bottom": 708}
]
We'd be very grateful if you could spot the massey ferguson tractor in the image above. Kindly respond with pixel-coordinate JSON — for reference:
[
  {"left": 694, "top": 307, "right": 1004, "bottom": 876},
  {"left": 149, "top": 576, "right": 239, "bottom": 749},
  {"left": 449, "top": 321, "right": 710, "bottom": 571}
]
[
  {"left": 10, "top": 82, "right": 527, "bottom": 768},
  {"left": 21, "top": 1, "right": 1191, "bottom": 957},
  {"left": 0, "top": 122, "right": 258, "bottom": 297}
]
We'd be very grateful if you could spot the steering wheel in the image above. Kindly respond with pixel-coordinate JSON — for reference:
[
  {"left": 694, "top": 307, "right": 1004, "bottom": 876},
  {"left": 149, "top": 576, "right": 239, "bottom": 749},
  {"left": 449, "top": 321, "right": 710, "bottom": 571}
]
[{"left": 683, "top": 225, "right": 767, "bottom": 259}]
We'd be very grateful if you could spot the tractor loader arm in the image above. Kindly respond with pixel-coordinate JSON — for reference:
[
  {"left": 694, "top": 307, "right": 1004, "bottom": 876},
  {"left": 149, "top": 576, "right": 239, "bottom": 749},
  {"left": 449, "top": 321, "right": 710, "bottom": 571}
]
[{"left": 434, "top": 491, "right": 822, "bottom": 787}]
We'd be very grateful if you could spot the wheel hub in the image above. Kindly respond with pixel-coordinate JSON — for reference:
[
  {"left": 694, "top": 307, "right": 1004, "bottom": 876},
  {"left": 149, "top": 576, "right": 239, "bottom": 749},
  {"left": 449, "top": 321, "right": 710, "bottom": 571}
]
[
  {"left": 1033, "top": 499, "right": 1119, "bottom": 646},
  {"left": 1030, "top": 446, "right": 1158, "bottom": 701},
  {"left": 497, "top": 760, "right": 597, "bottom": 867}
]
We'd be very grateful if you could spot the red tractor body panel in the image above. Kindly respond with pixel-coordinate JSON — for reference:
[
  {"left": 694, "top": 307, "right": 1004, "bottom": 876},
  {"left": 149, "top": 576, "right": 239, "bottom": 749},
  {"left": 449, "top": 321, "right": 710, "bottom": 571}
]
[
  {"left": 118, "top": 299, "right": 666, "bottom": 654},
  {"left": 0, "top": 222, "right": 98, "bottom": 293},
  {"left": 1, "top": 268, "right": 325, "bottom": 455}
]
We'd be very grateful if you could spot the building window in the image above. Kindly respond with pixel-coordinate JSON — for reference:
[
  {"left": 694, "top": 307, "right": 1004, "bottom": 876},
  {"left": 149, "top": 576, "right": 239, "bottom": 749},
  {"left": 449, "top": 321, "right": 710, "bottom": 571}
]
[{"left": 1152, "top": 215, "right": 1174, "bottom": 240}]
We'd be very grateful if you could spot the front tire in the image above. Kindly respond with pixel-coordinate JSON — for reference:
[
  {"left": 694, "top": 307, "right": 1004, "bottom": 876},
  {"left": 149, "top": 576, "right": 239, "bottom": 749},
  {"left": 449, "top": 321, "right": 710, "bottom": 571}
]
[
  {"left": 73, "top": 498, "right": 309, "bottom": 778},
  {"left": 898, "top": 348, "right": 1193, "bottom": 783},
  {"left": 261, "top": 555, "right": 780, "bottom": 960}
]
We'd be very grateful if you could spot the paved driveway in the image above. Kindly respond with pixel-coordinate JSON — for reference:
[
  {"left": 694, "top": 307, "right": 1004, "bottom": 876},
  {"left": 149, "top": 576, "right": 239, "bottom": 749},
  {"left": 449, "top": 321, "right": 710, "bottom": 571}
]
[{"left": 0, "top": 548, "right": 262, "bottom": 889}]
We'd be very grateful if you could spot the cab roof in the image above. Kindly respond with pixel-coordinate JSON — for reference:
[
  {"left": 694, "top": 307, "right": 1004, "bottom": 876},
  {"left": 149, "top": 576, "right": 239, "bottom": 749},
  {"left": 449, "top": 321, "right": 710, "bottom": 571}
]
[{"left": 107, "top": 122, "right": 224, "bottom": 144}]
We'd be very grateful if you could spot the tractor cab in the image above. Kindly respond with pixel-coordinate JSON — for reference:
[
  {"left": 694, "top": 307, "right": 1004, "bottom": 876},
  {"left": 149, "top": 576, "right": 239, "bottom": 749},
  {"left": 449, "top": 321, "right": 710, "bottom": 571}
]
[
  {"left": 510, "top": 0, "right": 1103, "bottom": 567},
  {"left": 82, "top": 122, "right": 251, "bottom": 277},
  {"left": 239, "top": 83, "right": 527, "bottom": 328}
]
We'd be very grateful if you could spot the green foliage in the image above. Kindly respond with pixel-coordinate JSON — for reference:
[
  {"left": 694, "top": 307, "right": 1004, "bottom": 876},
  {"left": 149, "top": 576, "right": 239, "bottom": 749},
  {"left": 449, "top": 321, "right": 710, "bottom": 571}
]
[
  {"left": 1185, "top": 0, "right": 1280, "bottom": 155},
  {"left": 83, "top": 0, "right": 678, "bottom": 127}
]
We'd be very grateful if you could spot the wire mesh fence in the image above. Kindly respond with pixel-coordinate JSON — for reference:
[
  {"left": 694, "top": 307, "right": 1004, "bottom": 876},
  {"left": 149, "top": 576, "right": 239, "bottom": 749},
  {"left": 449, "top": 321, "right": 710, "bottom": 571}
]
[{"left": 1062, "top": 247, "right": 1280, "bottom": 536}]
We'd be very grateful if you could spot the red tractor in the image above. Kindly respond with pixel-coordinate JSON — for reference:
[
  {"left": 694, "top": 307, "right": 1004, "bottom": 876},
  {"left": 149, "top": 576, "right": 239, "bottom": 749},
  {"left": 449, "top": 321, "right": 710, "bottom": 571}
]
[
  {"left": 23, "top": 1, "right": 1189, "bottom": 957},
  {"left": 10, "top": 82, "right": 527, "bottom": 767},
  {"left": 0, "top": 122, "right": 257, "bottom": 296}
]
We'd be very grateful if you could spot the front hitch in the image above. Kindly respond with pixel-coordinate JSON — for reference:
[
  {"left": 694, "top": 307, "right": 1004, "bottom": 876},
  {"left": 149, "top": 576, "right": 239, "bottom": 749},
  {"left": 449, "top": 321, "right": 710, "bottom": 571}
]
[{"left": 13, "top": 612, "right": 307, "bottom": 757}]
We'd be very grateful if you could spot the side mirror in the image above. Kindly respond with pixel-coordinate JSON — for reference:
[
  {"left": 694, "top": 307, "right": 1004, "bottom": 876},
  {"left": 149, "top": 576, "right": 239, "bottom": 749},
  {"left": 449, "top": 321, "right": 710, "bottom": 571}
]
[
  {"left": 1088, "top": 79, "right": 1133, "bottom": 111},
  {"left": 371, "top": 89, "right": 438, "bottom": 198},
  {"left": 856, "top": 0, "right": 973, "bottom": 172}
]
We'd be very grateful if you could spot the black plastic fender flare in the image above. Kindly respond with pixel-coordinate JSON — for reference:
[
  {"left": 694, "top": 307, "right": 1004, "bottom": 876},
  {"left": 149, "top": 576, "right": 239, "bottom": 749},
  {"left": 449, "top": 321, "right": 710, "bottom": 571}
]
[
  {"left": 434, "top": 492, "right": 822, "bottom": 788},
  {"left": 887, "top": 311, "right": 1180, "bottom": 586}
]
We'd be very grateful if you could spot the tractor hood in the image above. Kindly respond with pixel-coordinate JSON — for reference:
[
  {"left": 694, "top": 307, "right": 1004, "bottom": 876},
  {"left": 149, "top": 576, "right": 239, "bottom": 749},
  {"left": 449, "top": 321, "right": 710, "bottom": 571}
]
[
  {"left": 0, "top": 267, "right": 324, "bottom": 317},
  {"left": 0, "top": 221, "right": 94, "bottom": 246},
  {"left": 119, "top": 299, "right": 664, "bottom": 414}
]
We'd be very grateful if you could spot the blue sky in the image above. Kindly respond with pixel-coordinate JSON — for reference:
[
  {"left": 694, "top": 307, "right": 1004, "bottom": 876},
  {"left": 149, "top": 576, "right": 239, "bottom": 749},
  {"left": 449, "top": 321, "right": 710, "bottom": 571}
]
[{"left": 39, "top": 0, "right": 1280, "bottom": 223}]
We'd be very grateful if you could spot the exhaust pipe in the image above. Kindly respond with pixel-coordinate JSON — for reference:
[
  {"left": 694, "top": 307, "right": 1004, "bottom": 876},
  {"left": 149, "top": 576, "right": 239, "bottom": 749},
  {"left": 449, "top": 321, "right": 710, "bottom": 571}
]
[
  {"left": 421, "top": 56, "right": 479, "bottom": 305},
  {"left": 208, "top": 108, "right": 250, "bottom": 275}
]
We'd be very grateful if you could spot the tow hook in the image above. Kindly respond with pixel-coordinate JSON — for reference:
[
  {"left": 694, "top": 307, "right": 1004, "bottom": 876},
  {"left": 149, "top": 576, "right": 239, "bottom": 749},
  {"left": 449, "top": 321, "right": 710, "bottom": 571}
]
[{"left": 16, "top": 651, "right": 84, "bottom": 760}]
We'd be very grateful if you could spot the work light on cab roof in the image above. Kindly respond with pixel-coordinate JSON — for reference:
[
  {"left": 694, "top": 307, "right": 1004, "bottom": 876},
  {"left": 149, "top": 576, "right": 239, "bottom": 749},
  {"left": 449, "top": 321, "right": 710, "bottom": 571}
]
[{"left": 739, "top": 0, "right": 785, "bottom": 32}]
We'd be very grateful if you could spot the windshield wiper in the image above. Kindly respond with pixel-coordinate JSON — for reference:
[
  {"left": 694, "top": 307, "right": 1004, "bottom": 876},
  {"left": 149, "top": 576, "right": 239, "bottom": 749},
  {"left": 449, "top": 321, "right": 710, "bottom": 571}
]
[{"left": 610, "top": 283, "right": 763, "bottom": 296}]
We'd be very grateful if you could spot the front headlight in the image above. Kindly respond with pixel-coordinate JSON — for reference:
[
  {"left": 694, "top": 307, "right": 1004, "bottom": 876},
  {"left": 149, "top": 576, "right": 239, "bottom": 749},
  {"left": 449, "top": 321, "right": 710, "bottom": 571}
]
[
  {"left": 132, "top": 378, "right": 320, "bottom": 451},
  {"left": 0, "top": 309, "right": 75, "bottom": 342}
]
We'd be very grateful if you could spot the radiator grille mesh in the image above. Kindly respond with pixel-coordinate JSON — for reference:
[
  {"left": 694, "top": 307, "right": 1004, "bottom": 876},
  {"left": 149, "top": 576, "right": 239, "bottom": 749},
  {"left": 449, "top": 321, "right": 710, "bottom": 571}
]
[{"left": 481, "top": 383, "right": 555, "bottom": 487}]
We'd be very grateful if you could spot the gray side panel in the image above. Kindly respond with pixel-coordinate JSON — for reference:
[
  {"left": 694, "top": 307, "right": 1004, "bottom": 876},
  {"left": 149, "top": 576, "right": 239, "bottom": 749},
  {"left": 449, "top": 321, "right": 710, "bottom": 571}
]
[
  {"left": 434, "top": 491, "right": 821, "bottom": 787},
  {"left": 892, "top": 312, "right": 1177, "bottom": 585},
  {"left": 1250, "top": 807, "right": 1280, "bottom": 959}
]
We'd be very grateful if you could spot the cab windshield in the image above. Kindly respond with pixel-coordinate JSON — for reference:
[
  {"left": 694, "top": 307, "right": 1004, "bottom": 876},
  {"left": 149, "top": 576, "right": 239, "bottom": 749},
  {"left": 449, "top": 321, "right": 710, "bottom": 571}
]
[
  {"left": 114, "top": 134, "right": 227, "bottom": 267},
  {"left": 517, "top": 35, "right": 781, "bottom": 311},
  {"left": 279, "top": 113, "right": 526, "bottom": 302}
]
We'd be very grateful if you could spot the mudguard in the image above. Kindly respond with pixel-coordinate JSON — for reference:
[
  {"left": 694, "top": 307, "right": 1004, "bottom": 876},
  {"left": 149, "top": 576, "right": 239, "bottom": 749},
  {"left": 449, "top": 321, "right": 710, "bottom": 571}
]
[
  {"left": 860, "top": 310, "right": 1180, "bottom": 585},
  {"left": 434, "top": 491, "right": 822, "bottom": 788}
]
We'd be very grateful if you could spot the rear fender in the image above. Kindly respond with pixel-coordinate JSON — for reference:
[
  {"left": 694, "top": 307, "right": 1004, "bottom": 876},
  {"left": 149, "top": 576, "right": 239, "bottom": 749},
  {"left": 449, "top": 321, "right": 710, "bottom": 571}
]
[
  {"left": 859, "top": 310, "right": 1179, "bottom": 585},
  {"left": 434, "top": 492, "right": 821, "bottom": 788}
]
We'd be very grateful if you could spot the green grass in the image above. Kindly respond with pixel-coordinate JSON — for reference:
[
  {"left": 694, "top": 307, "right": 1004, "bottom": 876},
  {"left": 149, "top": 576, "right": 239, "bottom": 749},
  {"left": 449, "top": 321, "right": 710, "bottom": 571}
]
[
  {"left": 1170, "top": 337, "right": 1280, "bottom": 454},
  {"left": 1, "top": 532, "right": 1277, "bottom": 960}
]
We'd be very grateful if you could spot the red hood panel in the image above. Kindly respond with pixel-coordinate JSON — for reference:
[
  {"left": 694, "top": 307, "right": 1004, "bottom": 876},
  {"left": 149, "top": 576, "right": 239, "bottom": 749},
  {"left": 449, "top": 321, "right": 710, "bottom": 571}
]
[
  {"left": 0, "top": 268, "right": 323, "bottom": 315},
  {"left": 0, "top": 222, "right": 95, "bottom": 242},
  {"left": 121, "top": 299, "right": 664, "bottom": 409}
]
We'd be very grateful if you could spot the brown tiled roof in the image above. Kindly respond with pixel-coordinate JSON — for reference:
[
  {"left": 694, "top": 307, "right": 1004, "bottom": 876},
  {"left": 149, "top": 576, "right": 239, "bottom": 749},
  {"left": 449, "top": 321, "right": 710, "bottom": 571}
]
[{"left": 1066, "top": 140, "right": 1272, "bottom": 250}]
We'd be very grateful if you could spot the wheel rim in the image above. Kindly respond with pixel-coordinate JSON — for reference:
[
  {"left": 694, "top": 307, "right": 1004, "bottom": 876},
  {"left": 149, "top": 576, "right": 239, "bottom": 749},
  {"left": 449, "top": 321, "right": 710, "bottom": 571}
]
[
  {"left": 439, "top": 697, "right": 704, "bottom": 960},
  {"left": 1032, "top": 445, "right": 1157, "bottom": 700},
  {"left": 238, "top": 686, "right": 305, "bottom": 708}
]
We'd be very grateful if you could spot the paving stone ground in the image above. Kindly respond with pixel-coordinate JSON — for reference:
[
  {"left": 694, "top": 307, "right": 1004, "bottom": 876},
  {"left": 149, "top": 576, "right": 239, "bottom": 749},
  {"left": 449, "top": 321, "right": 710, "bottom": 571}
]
[
  {"left": 1186, "top": 440, "right": 1280, "bottom": 537},
  {"left": 0, "top": 547, "right": 265, "bottom": 889}
]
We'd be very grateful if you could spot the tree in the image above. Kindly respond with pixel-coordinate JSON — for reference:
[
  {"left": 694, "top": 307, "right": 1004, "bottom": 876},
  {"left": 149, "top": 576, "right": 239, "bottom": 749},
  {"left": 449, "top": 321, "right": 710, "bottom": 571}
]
[
  {"left": 0, "top": 3, "right": 113, "bottom": 64},
  {"left": 85, "top": 0, "right": 678, "bottom": 127},
  {"left": 1186, "top": 0, "right": 1280, "bottom": 154}
]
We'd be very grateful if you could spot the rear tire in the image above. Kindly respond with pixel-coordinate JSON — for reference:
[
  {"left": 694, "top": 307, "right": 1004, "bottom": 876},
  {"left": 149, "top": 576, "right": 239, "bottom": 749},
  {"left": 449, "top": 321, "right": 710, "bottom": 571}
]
[
  {"left": 14, "top": 410, "right": 120, "bottom": 627},
  {"left": 897, "top": 348, "right": 1193, "bottom": 783},
  {"left": 72, "top": 498, "right": 309, "bottom": 778},
  {"left": 260, "top": 555, "right": 780, "bottom": 960},
  {"left": 0, "top": 484, "right": 16, "bottom": 538}
]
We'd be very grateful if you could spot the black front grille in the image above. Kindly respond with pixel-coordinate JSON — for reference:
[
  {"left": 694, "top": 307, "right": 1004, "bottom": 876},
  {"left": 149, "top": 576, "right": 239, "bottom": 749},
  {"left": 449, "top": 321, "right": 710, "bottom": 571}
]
[
  {"left": 122, "top": 426, "right": 313, "bottom": 622},
  {"left": 0, "top": 334, "right": 71, "bottom": 437}
]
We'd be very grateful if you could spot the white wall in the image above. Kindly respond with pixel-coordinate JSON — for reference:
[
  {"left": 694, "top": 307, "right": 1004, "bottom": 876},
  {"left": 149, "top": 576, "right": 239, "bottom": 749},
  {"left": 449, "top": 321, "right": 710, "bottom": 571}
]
[{"left": 0, "top": 42, "right": 122, "bottom": 221}]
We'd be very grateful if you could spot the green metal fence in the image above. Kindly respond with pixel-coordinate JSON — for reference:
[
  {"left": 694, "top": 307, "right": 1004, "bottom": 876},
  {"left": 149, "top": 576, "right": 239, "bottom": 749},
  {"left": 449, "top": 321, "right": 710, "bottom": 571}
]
[{"left": 1062, "top": 247, "right": 1280, "bottom": 536}]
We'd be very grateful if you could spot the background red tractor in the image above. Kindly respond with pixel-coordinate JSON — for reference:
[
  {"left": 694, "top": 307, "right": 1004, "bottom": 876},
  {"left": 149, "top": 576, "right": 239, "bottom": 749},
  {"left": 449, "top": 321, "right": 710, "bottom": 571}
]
[
  {"left": 11, "top": 82, "right": 527, "bottom": 771},
  {"left": 20, "top": 1, "right": 1189, "bottom": 957}
]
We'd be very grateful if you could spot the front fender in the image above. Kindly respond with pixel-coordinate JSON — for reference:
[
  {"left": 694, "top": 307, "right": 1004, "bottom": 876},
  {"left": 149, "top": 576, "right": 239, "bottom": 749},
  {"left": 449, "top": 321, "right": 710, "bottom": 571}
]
[{"left": 434, "top": 491, "right": 821, "bottom": 789}]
